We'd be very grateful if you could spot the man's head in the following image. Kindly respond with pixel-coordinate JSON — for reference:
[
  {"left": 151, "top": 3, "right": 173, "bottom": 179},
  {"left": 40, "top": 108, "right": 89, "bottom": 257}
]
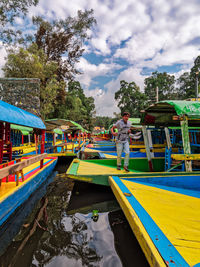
[{"left": 122, "top": 111, "right": 130, "bottom": 122}]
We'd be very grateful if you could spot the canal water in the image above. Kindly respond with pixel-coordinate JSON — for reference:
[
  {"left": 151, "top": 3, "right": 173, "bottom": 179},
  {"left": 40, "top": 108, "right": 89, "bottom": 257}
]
[{"left": 0, "top": 158, "right": 149, "bottom": 267}]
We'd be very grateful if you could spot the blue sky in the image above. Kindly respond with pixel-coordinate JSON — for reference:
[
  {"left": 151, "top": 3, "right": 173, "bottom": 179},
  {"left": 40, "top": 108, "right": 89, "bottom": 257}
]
[{"left": 1, "top": 0, "right": 200, "bottom": 116}]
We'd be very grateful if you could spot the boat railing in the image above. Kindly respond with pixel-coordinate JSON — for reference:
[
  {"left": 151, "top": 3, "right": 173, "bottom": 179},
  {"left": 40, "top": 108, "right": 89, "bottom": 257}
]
[{"left": 0, "top": 153, "right": 47, "bottom": 186}]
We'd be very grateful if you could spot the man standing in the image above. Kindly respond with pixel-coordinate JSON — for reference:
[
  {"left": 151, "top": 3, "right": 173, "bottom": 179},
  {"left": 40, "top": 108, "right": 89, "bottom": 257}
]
[{"left": 111, "top": 112, "right": 131, "bottom": 172}]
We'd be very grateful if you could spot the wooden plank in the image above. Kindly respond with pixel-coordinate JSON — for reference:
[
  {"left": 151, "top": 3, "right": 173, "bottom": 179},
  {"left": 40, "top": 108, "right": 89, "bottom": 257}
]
[
  {"left": 147, "top": 129, "right": 154, "bottom": 158},
  {"left": 171, "top": 154, "right": 200, "bottom": 160},
  {"left": 142, "top": 126, "right": 154, "bottom": 171},
  {"left": 0, "top": 153, "right": 48, "bottom": 180},
  {"left": 55, "top": 142, "right": 69, "bottom": 147},
  {"left": 164, "top": 127, "right": 172, "bottom": 149},
  {"left": 180, "top": 117, "right": 192, "bottom": 172}
]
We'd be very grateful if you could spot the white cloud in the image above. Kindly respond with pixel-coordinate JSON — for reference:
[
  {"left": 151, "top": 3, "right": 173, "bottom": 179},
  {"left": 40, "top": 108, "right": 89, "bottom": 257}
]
[
  {"left": 76, "top": 57, "right": 122, "bottom": 87},
  {"left": 0, "top": 45, "right": 7, "bottom": 77},
  {"left": 82, "top": 66, "right": 146, "bottom": 116},
  {"left": 1, "top": 0, "right": 200, "bottom": 116}
]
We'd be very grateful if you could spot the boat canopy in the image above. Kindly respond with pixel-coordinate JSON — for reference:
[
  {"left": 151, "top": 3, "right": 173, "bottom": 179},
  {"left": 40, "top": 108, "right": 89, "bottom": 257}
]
[
  {"left": 11, "top": 124, "right": 33, "bottom": 135},
  {"left": 0, "top": 100, "right": 45, "bottom": 129},
  {"left": 142, "top": 100, "right": 200, "bottom": 126},
  {"left": 45, "top": 119, "right": 86, "bottom": 132},
  {"left": 53, "top": 128, "right": 63, "bottom": 135}
]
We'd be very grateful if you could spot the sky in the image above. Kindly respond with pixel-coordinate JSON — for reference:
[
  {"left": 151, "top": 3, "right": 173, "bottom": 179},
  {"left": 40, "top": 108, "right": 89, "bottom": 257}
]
[{"left": 1, "top": 0, "right": 200, "bottom": 116}]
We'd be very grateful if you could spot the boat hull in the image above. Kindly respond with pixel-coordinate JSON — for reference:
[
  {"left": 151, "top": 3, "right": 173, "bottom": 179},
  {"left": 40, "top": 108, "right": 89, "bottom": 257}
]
[
  {"left": 0, "top": 157, "right": 57, "bottom": 227},
  {"left": 67, "top": 158, "right": 165, "bottom": 186},
  {"left": 109, "top": 175, "right": 200, "bottom": 267}
]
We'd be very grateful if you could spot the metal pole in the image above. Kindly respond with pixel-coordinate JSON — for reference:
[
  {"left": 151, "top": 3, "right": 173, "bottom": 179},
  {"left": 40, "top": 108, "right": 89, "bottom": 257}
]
[
  {"left": 196, "top": 72, "right": 199, "bottom": 100},
  {"left": 156, "top": 86, "right": 159, "bottom": 102}
]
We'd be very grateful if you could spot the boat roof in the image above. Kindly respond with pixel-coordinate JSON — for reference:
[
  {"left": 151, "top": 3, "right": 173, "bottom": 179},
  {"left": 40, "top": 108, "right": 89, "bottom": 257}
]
[
  {"left": 142, "top": 100, "right": 200, "bottom": 126},
  {"left": 0, "top": 100, "right": 45, "bottom": 129},
  {"left": 11, "top": 124, "right": 33, "bottom": 135},
  {"left": 45, "top": 119, "right": 87, "bottom": 132},
  {"left": 45, "top": 119, "right": 77, "bottom": 130},
  {"left": 53, "top": 128, "right": 63, "bottom": 135}
]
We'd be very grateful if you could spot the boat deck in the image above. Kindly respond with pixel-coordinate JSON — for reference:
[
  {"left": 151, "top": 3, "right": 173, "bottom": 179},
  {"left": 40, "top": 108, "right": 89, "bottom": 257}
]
[
  {"left": 0, "top": 156, "right": 57, "bottom": 201},
  {"left": 109, "top": 175, "right": 200, "bottom": 266}
]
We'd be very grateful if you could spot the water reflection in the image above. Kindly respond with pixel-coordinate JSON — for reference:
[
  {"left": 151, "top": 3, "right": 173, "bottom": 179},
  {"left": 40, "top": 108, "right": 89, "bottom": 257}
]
[
  {"left": 0, "top": 172, "right": 149, "bottom": 267},
  {"left": 31, "top": 211, "right": 122, "bottom": 266}
]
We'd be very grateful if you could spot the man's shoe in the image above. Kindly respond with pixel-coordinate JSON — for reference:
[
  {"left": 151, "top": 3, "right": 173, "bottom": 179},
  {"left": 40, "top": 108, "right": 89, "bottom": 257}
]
[
  {"left": 117, "top": 166, "right": 121, "bottom": 170},
  {"left": 123, "top": 166, "right": 130, "bottom": 172}
]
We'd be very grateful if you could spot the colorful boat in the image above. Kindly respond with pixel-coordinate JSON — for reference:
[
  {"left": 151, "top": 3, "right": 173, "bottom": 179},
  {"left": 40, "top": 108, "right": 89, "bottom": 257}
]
[
  {"left": 45, "top": 119, "right": 88, "bottom": 157},
  {"left": 80, "top": 146, "right": 165, "bottom": 159},
  {"left": 81, "top": 118, "right": 167, "bottom": 159},
  {"left": 109, "top": 174, "right": 200, "bottom": 267},
  {"left": 0, "top": 100, "right": 57, "bottom": 227},
  {"left": 67, "top": 100, "right": 200, "bottom": 186},
  {"left": 108, "top": 100, "right": 200, "bottom": 266},
  {"left": 67, "top": 157, "right": 166, "bottom": 186}
]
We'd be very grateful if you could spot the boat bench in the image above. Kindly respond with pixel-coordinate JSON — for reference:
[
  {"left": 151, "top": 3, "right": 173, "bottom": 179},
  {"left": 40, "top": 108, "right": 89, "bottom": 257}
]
[
  {"left": 0, "top": 153, "right": 47, "bottom": 186},
  {"left": 53, "top": 142, "right": 75, "bottom": 153},
  {"left": 171, "top": 154, "right": 200, "bottom": 160}
]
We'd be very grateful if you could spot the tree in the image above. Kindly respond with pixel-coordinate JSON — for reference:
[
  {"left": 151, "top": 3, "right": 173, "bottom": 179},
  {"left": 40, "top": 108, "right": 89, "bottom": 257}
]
[
  {"left": 175, "top": 55, "right": 200, "bottom": 99},
  {"left": 176, "top": 72, "right": 193, "bottom": 99},
  {"left": 144, "top": 71, "right": 176, "bottom": 103},
  {"left": 27, "top": 10, "right": 96, "bottom": 80},
  {"left": 53, "top": 81, "right": 95, "bottom": 130},
  {"left": 115, "top": 80, "right": 147, "bottom": 117},
  {"left": 23, "top": 10, "right": 96, "bottom": 116},
  {"left": 189, "top": 55, "right": 200, "bottom": 98},
  {"left": 93, "top": 116, "right": 113, "bottom": 129},
  {"left": 2, "top": 9, "right": 97, "bottom": 123},
  {"left": 66, "top": 81, "right": 95, "bottom": 130},
  {"left": 0, "top": 0, "right": 39, "bottom": 43},
  {"left": 3, "top": 44, "right": 62, "bottom": 118}
]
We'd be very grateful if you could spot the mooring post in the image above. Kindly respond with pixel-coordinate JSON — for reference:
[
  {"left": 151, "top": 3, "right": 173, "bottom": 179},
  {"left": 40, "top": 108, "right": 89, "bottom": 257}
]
[
  {"left": 180, "top": 116, "right": 192, "bottom": 172},
  {"left": 142, "top": 125, "right": 154, "bottom": 171}
]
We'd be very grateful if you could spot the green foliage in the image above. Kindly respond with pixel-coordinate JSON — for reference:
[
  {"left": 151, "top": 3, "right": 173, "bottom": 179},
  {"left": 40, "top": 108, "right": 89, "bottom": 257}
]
[
  {"left": 176, "top": 72, "right": 194, "bottom": 99},
  {"left": 40, "top": 77, "right": 62, "bottom": 119},
  {"left": 53, "top": 81, "right": 95, "bottom": 130},
  {"left": 115, "top": 80, "right": 148, "bottom": 117},
  {"left": 2, "top": 8, "right": 96, "bottom": 127},
  {"left": 144, "top": 71, "right": 176, "bottom": 103},
  {"left": 2, "top": 44, "right": 61, "bottom": 118},
  {"left": 94, "top": 116, "right": 113, "bottom": 129},
  {"left": 0, "top": 0, "right": 39, "bottom": 42},
  {"left": 27, "top": 10, "right": 96, "bottom": 80},
  {"left": 23, "top": 10, "right": 96, "bottom": 117},
  {"left": 176, "top": 56, "right": 200, "bottom": 99}
]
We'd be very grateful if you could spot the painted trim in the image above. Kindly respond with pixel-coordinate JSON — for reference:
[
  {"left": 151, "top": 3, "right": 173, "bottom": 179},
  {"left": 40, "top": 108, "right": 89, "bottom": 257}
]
[
  {"left": 109, "top": 176, "right": 189, "bottom": 267},
  {"left": 0, "top": 158, "right": 57, "bottom": 226},
  {"left": 128, "top": 180, "right": 200, "bottom": 198}
]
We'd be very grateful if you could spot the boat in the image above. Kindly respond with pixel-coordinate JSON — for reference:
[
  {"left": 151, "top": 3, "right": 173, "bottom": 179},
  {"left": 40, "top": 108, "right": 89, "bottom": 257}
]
[
  {"left": 67, "top": 100, "right": 200, "bottom": 186},
  {"left": 109, "top": 174, "right": 200, "bottom": 266},
  {"left": 0, "top": 100, "right": 57, "bottom": 227},
  {"left": 80, "top": 118, "right": 168, "bottom": 159},
  {"left": 67, "top": 157, "right": 165, "bottom": 186},
  {"left": 108, "top": 100, "right": 200, "bottom": 266},
  {"left": 45, "top": 119, "right": 88, "bottom": 157}
]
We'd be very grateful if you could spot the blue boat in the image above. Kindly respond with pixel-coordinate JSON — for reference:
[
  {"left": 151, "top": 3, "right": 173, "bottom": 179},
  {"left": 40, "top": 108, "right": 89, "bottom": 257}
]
[{"left": 0, "top": 100, "right": 57, "bottom": 227}]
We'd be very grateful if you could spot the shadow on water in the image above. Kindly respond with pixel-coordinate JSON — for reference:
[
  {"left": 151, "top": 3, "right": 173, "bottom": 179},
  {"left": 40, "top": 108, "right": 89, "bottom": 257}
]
[{"left": 0, "top": 158, "right": 149, "bottom": 267}]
